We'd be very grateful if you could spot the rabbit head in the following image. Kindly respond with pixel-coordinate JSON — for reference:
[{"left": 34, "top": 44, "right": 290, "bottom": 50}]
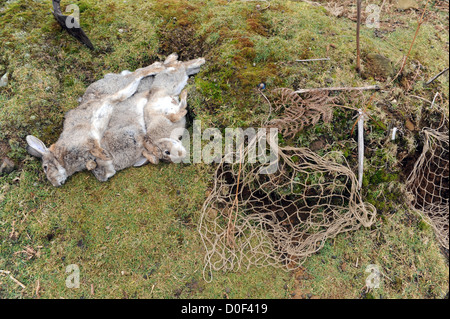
[
  {"left": 157, "top": 138, "right": 186, "bottom": 163},
  {"left": 26, "top": 135, "right": 69, "bottom": 187},
  {"left": 26, "top": 135, "right": 98, "bottom": 186},
  {"left": 144, "top": 137, "right": 186, "bottom": 165}
]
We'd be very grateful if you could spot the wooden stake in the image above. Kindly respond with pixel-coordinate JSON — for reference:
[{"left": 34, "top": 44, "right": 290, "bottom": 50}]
[
  {"left": 356, "top": 0, "right": 362, "bottom": 75},
  {"left": 357, "top": 109, "right": 365, "bottom": 189}
]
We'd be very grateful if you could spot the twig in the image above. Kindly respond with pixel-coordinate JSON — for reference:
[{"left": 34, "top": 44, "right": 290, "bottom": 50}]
[
  {"left": 295, "top": 85, "right": 380, "bottom": 94},
  {"left": 36, "top": 280, "right": 41, "bottom": 298},
  {"left": 150, "top": 284, "right": 155, "bottom": 295},
  {"left": 9, "top": 275, "right": 26, "bottom": 289},
  {"left": 425, "top": 68, "right": 449, "bottom": 85},
  {"left": 295, "top": 58, "right": 330, "bottom": 62},
  {"left": 390, "top": 0, "right": 431, "bottom": 83},
  {"left": 408, "top": 94, "right": 432, "bottom": 104},
  {"left": 356, "top": 0, "right": 362, "bottom": 75}
]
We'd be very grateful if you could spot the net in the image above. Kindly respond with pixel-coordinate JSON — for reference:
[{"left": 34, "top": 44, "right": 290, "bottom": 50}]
[
  {"left": 406, "top": 120, "right": 449, "bottom": 249},
  {"left": 199, "top": 133, "right": 377, "bottom": 281}
]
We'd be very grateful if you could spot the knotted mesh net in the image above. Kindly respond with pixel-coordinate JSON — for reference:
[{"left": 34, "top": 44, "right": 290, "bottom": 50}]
[
  {"left": 406, "top": 120, "right": 449, "bottom": 249},
  {"left": 199, "top": 133, "right": 377, "bottom": 281}
]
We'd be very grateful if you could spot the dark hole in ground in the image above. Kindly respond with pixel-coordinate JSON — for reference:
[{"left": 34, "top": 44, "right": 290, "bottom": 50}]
[
  {"left": 217, "top": 162, "right": 353, "bottom": 265},
  {"left": 157, "top": 25, "right": 211, "bottom": 61}
]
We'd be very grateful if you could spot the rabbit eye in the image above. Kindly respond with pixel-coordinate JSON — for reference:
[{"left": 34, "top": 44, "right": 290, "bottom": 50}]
[
  {"left": 165, "top": 151, "right": 170, "bottom": 155},
  {"left": 178, "top": 135, "right": 182, "bottom": 140},
  {"left": 43, "top": 165, "right": 48, "bottom": 172}
]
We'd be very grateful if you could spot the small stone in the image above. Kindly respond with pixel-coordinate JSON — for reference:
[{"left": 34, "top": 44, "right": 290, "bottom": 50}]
[
  {"left": 0, "top": 72, "right": 8, "bottom": 87},
  {"left": 405, "top": 119, "right": 415, "bottom": 131},
  {"left": 396, "top": 0, "right": 419, "bottom": 10},
  {"left": 118, "top": 29, "right": 124, "bottom": 33},
  {"left": 310, "top": 139, "right": 325, "bottom": 151},
  {"left": 364, "top": 53, "right": 394, "bottom": 80},
  {"left": 0, "top": 158, "right": 15, "bottom": 175}
]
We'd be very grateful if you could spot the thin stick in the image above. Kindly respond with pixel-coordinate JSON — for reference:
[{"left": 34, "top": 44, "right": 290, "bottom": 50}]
[
  {"left": 295, "top": 58, "right": 330, "bottom": 62},
  {"left": 150, "top": 284, "right": 155, "bottom": 295},
  {"left": 295, "top": 85, "right": 380, "bottom": 94},
  {"left": 357, "top": 109, "right": 365, "bottom": 189},
  {"left": 36, "top": 280, "right": 41, "bottom": 298},
  {"left": 10, "top": 275, "right": 26, "bottom": 289},
  {"left": 391, "top": 0, "right": 431, "bottom": 83},
  {"left": 425, "top": 68, "right": 449, "bottom": 85},
  {"left": 356, "top": 0, "right": 362, "bottom": 75},
  {"left": 408, "top": 94, "right": 432, "bottom": 104}
]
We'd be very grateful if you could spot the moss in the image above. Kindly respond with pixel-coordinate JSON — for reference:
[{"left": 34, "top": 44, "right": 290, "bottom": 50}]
[
  {"left": 0, "top": 0, "right": 448, "bottom": 299},
  {"left": 418, "top": 220, "right": 431, "bottom": 232},
  {"left": 369, "top": 170, "right": 398, "bottom": 185}
]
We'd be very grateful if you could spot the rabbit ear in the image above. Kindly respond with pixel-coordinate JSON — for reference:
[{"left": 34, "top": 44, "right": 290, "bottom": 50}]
[
  {"left": 143, "top": 150, "right": 159, "bottom": 165},
  {"left": 26, "top": 135, "right": 48, "bottom": 158},
  {"left": 133, "top": 157, "right": 148, "bottom": 167},
  {"left": 88, "top": 139, "right": 111, "bottom": 161},
  {"left": 164, "top": 53, "right": 179, "bottom": 65},
  {"left": 183, "top": 58, "right": 206, "bottom": 75}
]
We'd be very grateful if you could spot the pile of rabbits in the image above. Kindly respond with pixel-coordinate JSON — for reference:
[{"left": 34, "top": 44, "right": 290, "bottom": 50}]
[{"left": 26, "top": 53, "right": 205, "bottom": 186}]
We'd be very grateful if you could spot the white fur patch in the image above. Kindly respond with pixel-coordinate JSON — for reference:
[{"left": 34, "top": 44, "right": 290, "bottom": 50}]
[
  {"left": 91, "top": 101, "right": 114, "bottom": 140},
  {"left": 104, "top": 160, "right": 116, "bottom": 179},
  {"left": 135, "top": 97, "right": 148, "bottom": 131},
  {"left": 148, "top": 96, "right": 179, "bottom": 115}
]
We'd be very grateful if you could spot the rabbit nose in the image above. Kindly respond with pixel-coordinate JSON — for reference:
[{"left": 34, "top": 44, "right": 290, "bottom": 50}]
[{"left": 178, "top": 150, "right": 183, "bottom": 157}]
